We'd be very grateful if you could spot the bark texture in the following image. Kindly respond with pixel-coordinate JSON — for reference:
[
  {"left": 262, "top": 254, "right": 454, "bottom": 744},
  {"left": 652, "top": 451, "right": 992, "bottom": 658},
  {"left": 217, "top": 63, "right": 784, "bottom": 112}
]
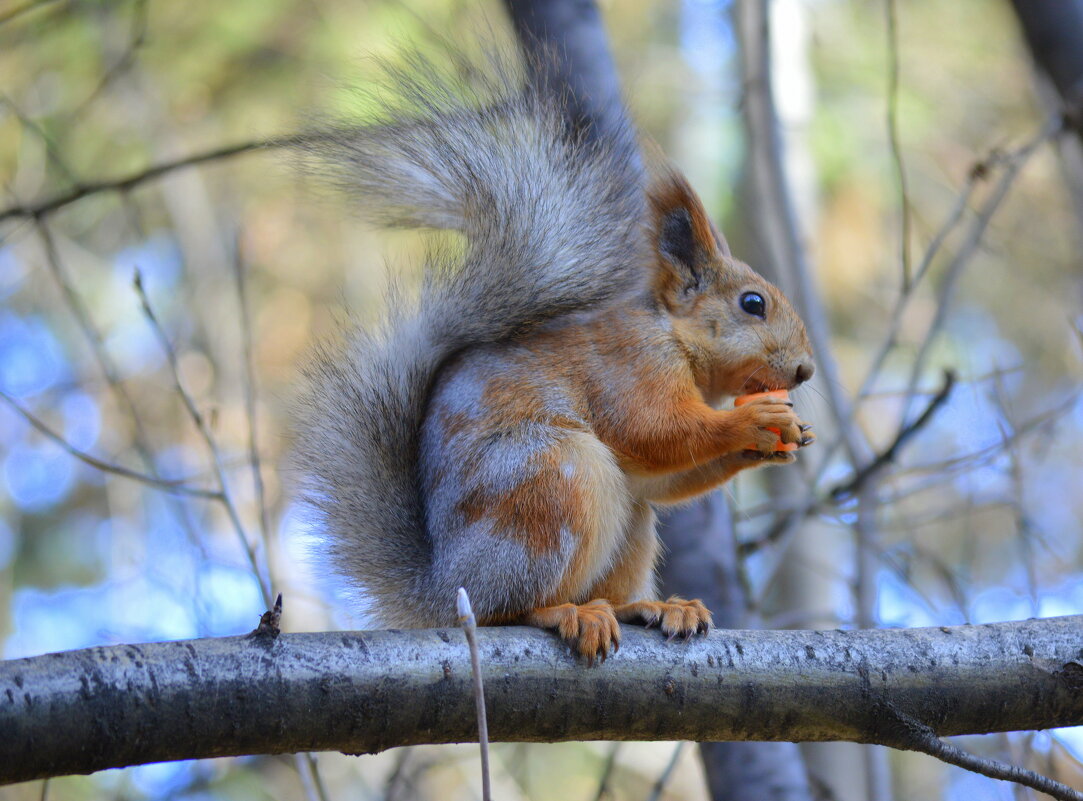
[
  {"left": 3, "top": 617, "right": 1082, "bottom": 785},
  {"left": 658, "top": 497, "right": 814, "bottom": 801}
]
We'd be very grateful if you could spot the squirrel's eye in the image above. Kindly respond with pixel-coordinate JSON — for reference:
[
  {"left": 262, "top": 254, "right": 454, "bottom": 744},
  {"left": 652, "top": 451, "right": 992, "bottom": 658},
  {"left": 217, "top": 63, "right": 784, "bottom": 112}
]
[{"left": 739, "top": 292, "right": 767, "bottom": 318}]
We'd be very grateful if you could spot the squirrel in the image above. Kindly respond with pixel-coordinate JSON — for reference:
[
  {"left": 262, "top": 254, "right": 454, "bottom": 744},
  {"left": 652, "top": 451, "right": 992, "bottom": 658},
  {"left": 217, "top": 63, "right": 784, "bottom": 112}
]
[{"left": 295, "top": 52, "right": 815, "bottom": 664}]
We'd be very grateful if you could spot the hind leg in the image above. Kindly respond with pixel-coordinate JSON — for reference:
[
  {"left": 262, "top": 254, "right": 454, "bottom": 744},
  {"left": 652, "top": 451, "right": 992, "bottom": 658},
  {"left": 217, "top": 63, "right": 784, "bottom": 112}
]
[
  {"left": 436, "top": 427, "right": 629, "bottom": 662},
  {"left": 588, "top": 502, "right": 713, "bottom": 638}
]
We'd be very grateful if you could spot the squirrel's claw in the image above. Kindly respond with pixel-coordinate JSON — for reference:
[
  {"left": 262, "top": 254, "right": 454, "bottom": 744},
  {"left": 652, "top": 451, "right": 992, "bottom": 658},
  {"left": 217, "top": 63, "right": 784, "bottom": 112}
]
[
  {"left": 614, "top": 597, "right": 712, "bottom": 641},
  {"left": 527, "top": 600, "right": 621, "bottom": 666}
]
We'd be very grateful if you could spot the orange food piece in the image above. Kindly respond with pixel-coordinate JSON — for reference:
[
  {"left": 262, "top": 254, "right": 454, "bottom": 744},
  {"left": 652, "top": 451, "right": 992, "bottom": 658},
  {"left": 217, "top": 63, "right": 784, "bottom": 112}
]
[{"left": 733, "top": 389, "right": 797, "bottom": 453}]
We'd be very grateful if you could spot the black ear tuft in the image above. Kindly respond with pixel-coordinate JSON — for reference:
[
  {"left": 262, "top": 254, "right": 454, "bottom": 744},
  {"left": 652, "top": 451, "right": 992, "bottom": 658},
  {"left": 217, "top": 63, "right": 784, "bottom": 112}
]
[
  {"left": 648, "top": 166, "right": 721, "bottom": 298},
  {"left": 660, "top": 208, "right": 698, "bottom": 275}
]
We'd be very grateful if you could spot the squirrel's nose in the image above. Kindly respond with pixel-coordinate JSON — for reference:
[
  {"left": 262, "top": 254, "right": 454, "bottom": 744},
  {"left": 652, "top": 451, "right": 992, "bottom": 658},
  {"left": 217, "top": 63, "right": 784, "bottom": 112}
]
[{"left": 795, "top": 362, "right": 815, "bottom": 385}]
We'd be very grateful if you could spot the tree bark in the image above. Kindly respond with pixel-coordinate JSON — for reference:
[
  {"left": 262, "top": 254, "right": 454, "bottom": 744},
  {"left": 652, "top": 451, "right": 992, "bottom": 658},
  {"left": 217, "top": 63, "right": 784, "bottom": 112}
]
[
  {"left": 502, "top": 0, "right": 637, "bottom": 157},
  {"left": 3, "top": 617, "right": 1082, "bottom": 786},
  {"left": 658, "top": 497, "right": 814, "bottom": 801}
]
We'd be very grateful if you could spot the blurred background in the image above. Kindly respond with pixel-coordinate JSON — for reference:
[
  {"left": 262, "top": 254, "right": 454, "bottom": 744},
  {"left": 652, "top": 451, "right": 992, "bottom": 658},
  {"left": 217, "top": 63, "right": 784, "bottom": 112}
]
[{"left": 1, "top": 0, "right": 1081, "bottom": 799}]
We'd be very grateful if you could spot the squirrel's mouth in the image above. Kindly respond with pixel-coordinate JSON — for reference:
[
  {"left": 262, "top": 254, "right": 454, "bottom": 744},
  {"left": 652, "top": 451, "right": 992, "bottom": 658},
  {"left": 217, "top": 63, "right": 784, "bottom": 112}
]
[{"left": 744, "top": 379, "right": 784, "bottom": 394}]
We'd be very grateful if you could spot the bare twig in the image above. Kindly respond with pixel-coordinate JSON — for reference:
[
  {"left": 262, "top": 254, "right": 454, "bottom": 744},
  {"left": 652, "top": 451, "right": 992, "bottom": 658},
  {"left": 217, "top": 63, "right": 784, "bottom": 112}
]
[
  {"left": 294, "top": 753, "right": 332, "bottom": 801},
  {"left": 457, "top": 588, "right": 491, "bottom": 801},
  {"left": 132, "top": 269, "right": 273, "bottom": 607},
  {"left": 882, "top": 391, "right": 1076, "bottom": 490},
  {"left": 855, "top": 150, "right": 1005, "bottom": 407},
  {"left": 0, "top": 140, "right": 272, "bottom": 224},
  {"left": 0, "top": 95, "right": 79, "bottom": 184},
  {"left": 992, "top": 366, "right": 1041, "bottom": 618},
  {"left": 742, "top": 367, "right": 953, "bottom": 565},
  {"left": 740, "top": 371, "right": 1067, "bottom": 558},
  {"left": 592, "top": 742, "right": 622, "bottom": 801},
  {"left": 66, "top": 0, "right": 149, "bottom": 121},
  {"left": 901, "top": 117, "right": 1063, "bottom": 420},
  {"left": 30, "top": 211, "right": 213, "bottom": 562},
  {"left": 831, "top": 369, "right": 957, "bottom": 501},
  {"left": 0, "top": 390, "right": 221, "bottom": 500},
  {"left": 646, "top": 742, "right": 686, "bottom": 801},
  {"left": 231, "top": 233, "right": 271, "bottom": 549},
  {"left": 880, "top": 704, "right": 1083, "bottom": 801},
  {"left": 885, "top": 0, "right": 912, "bottom": 291},
  {"left": 383, "top": 748, "right": 413, "bottom": 801},
  {"left": 0, "top": 0, "right": 64, "bottom": 27}
]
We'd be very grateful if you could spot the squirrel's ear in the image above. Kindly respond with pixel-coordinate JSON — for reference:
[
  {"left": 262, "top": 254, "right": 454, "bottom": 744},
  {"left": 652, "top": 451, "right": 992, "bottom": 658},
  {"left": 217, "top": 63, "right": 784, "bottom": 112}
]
[{"left": 648, "top": 170, "right": 730, "bottom": 299}]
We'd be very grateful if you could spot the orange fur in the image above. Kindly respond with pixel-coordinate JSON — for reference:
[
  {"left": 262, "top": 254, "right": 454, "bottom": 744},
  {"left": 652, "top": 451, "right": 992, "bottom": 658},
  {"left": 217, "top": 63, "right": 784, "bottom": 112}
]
[
  {"left": 420, "top": 169, "right": 815, "bottom": 661},
  {"left": 301, "top": 57, "right": 817, "bottom": 661}
]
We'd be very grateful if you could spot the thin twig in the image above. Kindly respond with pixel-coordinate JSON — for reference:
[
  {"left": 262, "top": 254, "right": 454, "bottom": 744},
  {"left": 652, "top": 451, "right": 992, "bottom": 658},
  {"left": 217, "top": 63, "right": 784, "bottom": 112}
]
[
  {"left": 383, "top": 748, "right": 413, "bottom": 801},
  {"left": 857, "top": 19, "right": 902, "bottom": 764},
  {"left": 885, "top": 0, "right": 911, "bottom": 291},
  {"left": 0, "top": 390, "right": 221, "bottom": 500},
  {"left": 0, "top": 140, "right": 273, "bottom": 224},
  {"left": 66, "top": 0, "right": 149, "bottom": 121},
  {"left": 882, "top": 391, "right": 1075, "bottom": 489},
  {"left": 882, "top": 704, "right": 1083, "bottom": 801},
  {"left": 901, "top": 116, "right": 1063, "bottom": 420},
  {"left": 831, "top": 369, "right": 957, "bottom": 501},
  {"left": 741, "top": 373, "right": 1070, "bottom": 557},
  {"left": 747, "top": 367, "right": 954, "bottom": 556},
  {"left": 132, "top": 269, "right": 273, "bottom": 607},
  {"left": 31, "top": 210, "right": 213, "bottom": 562},
  {"left": 294, "top": 752, "right": 332, "bottom": 801},
  {"left": 592, "top": 742, "right": 622, "bottom": 801},
  {"left": 0, "top": 95, "right": 80, "bottom": 184},
  {"left": 992, "top": 366, "right": 1041, "bottom": 618},
  {"left": 0, "top": 0, "right": 64, "bottom": 26},
  {"left": 231, "top": 232, "right": 271, "bottom": 551},
  {"left": 645, "top": 742, "right": 686, "bottom": 801},
  {"left": 457, "top": 588, "right": 491, "bottom": 801}
]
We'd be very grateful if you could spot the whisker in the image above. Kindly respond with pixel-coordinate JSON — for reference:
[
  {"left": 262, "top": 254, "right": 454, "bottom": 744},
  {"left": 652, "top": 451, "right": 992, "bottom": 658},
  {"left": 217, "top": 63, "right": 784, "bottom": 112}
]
[{"left": 741, "top": 365, "right": 768, "bottom": 392}]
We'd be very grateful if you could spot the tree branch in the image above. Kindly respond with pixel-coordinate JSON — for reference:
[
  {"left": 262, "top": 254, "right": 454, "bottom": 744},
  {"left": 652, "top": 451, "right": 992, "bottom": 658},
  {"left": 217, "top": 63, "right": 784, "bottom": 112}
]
[
  {"left": 0, "top": 390, "right": 222, "bottom": 500},
  {"left": 3, "top": 617, "right": 1082, "bottom": 786},
  {"left": 0, "top": 140, "right": 272, "bottom": 224},
  {"left": 876, "top": 702, "right": 1083, "bottom": 801},
  {"left": 830, "top": 368, "right": 957, "bottom": 501}
]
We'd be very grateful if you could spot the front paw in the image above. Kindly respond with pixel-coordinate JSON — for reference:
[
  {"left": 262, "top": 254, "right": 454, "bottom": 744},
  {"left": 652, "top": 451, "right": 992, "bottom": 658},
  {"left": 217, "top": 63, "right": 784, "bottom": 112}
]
[
  {"left": 733, "top": 397, "right": 807, "bottom": 454},
  {"left": 614, "top": 596, "right": 712, "bottom": 639}
]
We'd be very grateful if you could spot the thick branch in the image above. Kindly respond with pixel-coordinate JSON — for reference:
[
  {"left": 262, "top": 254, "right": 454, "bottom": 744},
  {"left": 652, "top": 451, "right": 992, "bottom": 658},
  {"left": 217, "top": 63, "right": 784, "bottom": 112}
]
[{"left": 3, "top": 617, "right": 1082, "bottom": 786}]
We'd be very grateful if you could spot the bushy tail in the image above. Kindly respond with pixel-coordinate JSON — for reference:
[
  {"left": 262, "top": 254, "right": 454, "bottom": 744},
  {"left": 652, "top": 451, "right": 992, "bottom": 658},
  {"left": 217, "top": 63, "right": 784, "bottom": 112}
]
[{"left": 294, "top": 51, "right": 647, "bottom": 626}]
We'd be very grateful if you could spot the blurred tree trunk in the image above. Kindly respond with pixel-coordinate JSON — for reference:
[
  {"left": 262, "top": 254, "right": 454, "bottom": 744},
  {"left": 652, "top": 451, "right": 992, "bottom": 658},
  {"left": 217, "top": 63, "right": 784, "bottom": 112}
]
[
  {"left": 1009, "top": 0, "right": 1083, "bottom": 116},
  {"left": 502, "top": 0, "right": 640, "bottom": 164},
  {"left": 731, "top": 1, "right": 886, "bottom": 799},
  {"left": 657, "top": 499, "right": 813, "bottom": 801},
  {"left": 503, "top": 1, "right": 812, "bottom": 798},
  {"left": 1007, "top": 0, "right": 1083, "bottom": 301}
]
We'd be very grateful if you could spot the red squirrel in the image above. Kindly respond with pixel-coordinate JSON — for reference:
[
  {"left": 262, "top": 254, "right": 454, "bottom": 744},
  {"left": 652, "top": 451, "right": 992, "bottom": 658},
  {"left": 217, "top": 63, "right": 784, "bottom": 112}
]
[{"left": 296, "top": 54, "right": 815, "bottom": 663}]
